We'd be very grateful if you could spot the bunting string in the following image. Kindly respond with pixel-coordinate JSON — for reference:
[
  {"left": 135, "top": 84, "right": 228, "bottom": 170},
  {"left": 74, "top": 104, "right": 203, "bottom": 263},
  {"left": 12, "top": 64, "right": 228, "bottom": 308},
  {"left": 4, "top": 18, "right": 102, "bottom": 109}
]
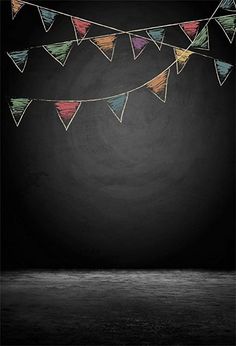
[
  {"left": 7, "top": 29, "right": 233, "bottom": 67},
  {"left": 12, "top": 0, "right": 236, "bottom": 34},
  {"left": 8, "top": 0, "right": 236, "bottom": 68},
  {"left": 9, "top": 0, "right": 236, "bottom": 51},
  {"left": 8, "top": 0, "right": 235, "bottom": 129}
]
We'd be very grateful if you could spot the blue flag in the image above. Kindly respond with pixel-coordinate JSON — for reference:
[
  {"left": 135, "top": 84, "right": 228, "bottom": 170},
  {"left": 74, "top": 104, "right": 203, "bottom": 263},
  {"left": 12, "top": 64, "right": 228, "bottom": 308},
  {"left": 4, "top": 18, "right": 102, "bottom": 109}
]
[
  {"left": 214, "top": 60, "right": 233, "bottom": 85},
  {"left": 219, "top": 0, "right": 236, "bottom": 11},
  {"left": 146, "top": 28, "right": 165, "bottom": 50},
  {"left": 7, "top": 49, "right": 29, "bottom": 72},
  {"left": 106, "top": 93, "right": 129, "bottom": 122},
  {"left": 38, "top": 7, "right": 58, "bottom": 32}
]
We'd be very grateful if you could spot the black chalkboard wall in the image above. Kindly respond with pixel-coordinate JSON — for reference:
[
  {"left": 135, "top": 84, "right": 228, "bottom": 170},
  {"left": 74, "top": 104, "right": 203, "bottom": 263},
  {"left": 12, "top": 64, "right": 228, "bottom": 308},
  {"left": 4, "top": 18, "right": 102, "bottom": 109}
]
[{"left": 1, "top": 0, "right": 235, "bottom": 269}]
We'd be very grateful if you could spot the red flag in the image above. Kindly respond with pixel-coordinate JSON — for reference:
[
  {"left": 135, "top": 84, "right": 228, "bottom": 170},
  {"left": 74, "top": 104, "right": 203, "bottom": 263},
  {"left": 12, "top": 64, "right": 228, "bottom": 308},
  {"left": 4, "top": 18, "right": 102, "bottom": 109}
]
[
  {"left": 55, "top": 101, "right": 81, "bottom": 130},
  {"left": 71, "top": 17, "right": 92, "bottom": 44},
  {"left": 180, "top": 21, "right": 200, "bottom": 41}
]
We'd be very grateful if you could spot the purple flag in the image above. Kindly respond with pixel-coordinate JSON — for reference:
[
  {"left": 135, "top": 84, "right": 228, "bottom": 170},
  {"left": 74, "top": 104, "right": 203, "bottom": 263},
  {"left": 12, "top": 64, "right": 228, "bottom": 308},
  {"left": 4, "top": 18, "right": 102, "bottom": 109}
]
[{"left": 129, "top": 34, "right": 149, "bottom": 60}]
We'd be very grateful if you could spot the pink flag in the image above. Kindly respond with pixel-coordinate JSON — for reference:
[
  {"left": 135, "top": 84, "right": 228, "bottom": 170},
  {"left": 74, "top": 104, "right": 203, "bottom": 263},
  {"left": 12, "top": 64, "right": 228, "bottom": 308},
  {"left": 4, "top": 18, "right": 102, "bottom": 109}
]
[
  {"left": 180, "top": 21, "right": 200, "bottom": 41},
  {"left": 55, "top": 101, "right": 81, "bottom": 130},
  {"left": 71, "top": 17, "right": 92, "bottom": 44}
]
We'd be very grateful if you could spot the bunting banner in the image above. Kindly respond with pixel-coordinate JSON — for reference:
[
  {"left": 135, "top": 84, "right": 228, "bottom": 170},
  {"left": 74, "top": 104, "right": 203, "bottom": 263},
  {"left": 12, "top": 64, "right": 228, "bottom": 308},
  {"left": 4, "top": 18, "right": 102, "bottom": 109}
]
[
  {"left": 146, "top": 69, "right": 170, "bottom": 103},
  {"left": 55, "top": 101, "right": 82, "bottom": 130},
  {"left": 38, "top": 7, "right": 58, "bottom": 32},
  {"left": 191, "top": 25, "right": 210, "bottom": 50},
  {"left": 146, "top": 28, "right": 165, "bottom": 50},
  {"left": 129, "top": 34, "right": 150, "bottom": 59},
  {"left": 8, "top": 98, "right": 32, "bottom": 126},
  {"left": 219, "top": 0, "right": 236, "bottom": 11},
  {"left": 7, "top": 53, "right": 234, "bottom": 128},
  {"left": 7, "top": 49, "right": 29, "bottom": 72},
  {"left": 179, "top": 21, "right": 200, "bottom": 41},
  {"left": 43, "top": 41, "right": 74, "bottom": 66},
  {"left": 215, "top": 15, "right": 236, "bottom": 43},
  {"left": 90, "top": 35, "right": 117, "bottom": 61},
  {"left": 173, "top": 48, "right": 193, "bottom": 74},
  {"left": 7, "top": 1, "right": 236, "bottom": 69},
  {"left": 214, "top": 59, "right": 234, "bottom": 85},
  {"left": 6, "top": 0, "right": 235, "bottom": 130},
  {"left": 106, "top": 93, "right": 129, "bottom": 123},
  {"left": 71, "top": 17, "right": 92, "bottom": 44},
  {"left": 11, "top": 0, "right": 24, "bottom": 19}
]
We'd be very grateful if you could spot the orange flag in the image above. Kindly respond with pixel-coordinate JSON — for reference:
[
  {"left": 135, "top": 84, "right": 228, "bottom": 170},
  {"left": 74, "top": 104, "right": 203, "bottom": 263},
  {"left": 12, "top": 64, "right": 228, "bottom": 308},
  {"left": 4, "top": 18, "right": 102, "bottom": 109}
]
[
  {"left": 90, "top": 35, "right": 117, "bottom": 61},
  {"left": 11, "top": 0, "right": 25, "bottom": 19},
  {"left": 146, "top": 69, "right": 170, "bottom": 103}
]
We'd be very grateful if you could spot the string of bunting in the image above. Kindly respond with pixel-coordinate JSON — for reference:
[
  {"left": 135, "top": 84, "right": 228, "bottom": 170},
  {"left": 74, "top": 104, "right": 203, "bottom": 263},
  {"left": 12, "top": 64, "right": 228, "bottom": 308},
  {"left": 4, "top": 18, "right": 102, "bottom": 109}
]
[
  {"left": 8, "top": 0, "right": 235, "bottom": 130},
  {"left": 8, "top": 0, "right": 236, "bottom": 69},
  {"left": 8, "top": 14, "right": 236, "bottom": 69}
]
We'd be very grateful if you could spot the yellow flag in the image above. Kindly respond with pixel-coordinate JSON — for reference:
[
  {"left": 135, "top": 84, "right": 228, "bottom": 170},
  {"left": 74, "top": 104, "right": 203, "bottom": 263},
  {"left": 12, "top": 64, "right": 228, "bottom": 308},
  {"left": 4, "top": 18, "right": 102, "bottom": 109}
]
[{"left": 174, "top": 48, "right": 193, "bottom": 74}]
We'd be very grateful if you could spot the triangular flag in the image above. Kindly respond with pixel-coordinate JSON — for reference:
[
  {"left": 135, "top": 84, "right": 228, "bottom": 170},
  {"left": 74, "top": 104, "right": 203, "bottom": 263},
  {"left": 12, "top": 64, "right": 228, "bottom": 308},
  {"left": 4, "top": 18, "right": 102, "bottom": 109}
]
[
  {"left": 11, "top": 0, "right": 25, "bottom": 20},
  {"left": 215, "top": 15, "right": 236, "bottom": 43},
  {"left": 7, "top": 49, "right": 29, "bottom": 73},
  {"left": 191, "top": 25, "right": 210, "bottom": 50},
  {"left": 146, "top": 69, "right": 170, "bottom": 103},
  {"left": 71, "top": 17, "right": 92, "bottom": 44},
  {"left": 54, "top": 101, "right": 81, "bottom": 130},
  {"left": 173, "top": 48, "right": 193, "bottom": 74},
  {"left": 219, "top": 0, "right": 236, "bottom": 11},
  {"left": 43, "top": 41, "right": 74, "bottom": 66},
  {"left": 129, "top": 34, "right": 150, "bottom": 59},
  {"left": 214, "top": 59, "right": 234, "bottom": 86},
  {"left": 146, "top": 28, "right": 165, "bottom": 50},
  {"left": 106, "top": 93, "right": 129, "bottom": 123},
  {"left": 90, "top": 35, "right": 117, "bottom": 61},
  {"left": 8, "top": 98, "right": 32, "bottom": 126},
  {"left": 179, "top": 21, "right": 200, "bottom": 41},
  {"left": 38, "top": 7, "right": 58, "bottom": 32}
]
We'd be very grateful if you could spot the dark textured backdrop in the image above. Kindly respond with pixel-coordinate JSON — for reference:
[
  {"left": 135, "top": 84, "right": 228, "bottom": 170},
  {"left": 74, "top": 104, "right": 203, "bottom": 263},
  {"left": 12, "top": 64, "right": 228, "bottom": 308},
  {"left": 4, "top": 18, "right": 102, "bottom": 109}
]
[{"left": 1, "top": 0, "right": 235, "bottom": 269}]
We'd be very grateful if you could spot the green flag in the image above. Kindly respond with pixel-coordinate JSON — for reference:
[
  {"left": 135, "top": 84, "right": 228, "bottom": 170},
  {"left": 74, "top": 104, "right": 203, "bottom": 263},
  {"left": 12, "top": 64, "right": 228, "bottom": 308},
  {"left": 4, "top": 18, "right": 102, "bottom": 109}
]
[
  {"left": 43, "top": 41, "right": 74, "bottom": 66},
  {"left": 8, "top": 98, "right": 32, "bottom": 126},
  {"left": 215, "top": 15, "right": 236, "bottom": 43},
  {"left": 191, "top": 26, "right": 209, "bottom": 50}
]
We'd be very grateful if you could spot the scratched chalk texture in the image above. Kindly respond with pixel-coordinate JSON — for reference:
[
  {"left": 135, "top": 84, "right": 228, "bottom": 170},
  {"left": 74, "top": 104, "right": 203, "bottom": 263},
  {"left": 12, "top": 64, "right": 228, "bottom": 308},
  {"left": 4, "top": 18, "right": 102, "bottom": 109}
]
[{"left": 1, "top": 0, "right": 235, "bottom": 345}]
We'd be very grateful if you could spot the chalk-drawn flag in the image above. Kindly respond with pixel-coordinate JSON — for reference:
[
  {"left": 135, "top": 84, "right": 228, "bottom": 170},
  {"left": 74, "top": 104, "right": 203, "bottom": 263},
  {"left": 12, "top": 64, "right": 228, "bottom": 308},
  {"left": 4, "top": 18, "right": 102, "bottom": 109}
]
[
  {"left": 129, "top": 34, "right": 150, "bottom": 59},
  {"left": 191, "top": 25, "right": 209, "bottom": 50},
  {"left": 71, "top": 17, "right": 92, "bottom": 44},
  {"left": 215, "top": 15, "right": 236, "bottom": 43},
  {"left": 146, "top": 69, "right": 170, "bottom": 103},
  {"left": 90, "top": 34, "right": 117, "bottom": 61},
  {"left": 8, "top": 98, "right": 32, "bottom": 126},
  {"left": 179, "top": 21, "right": 200, "bottom": 41},
  {"left": 38, "top": 7, "right": 58, "bottom": 32},
  {"left": 173, "top": 48, "right": 193, "bottom": 74},
  {"left": 43, "top": 41, "right": 74, "bottom": 66},
  {"left": 106, "top": 93, "right": 129, "bottom": 123},
  {"left": 11, "top": 0, "right": 25, "bottom": 19},
  {"left": 214, "top": 59, "right": 233, "bottom": 85},
  {"left": 146, "top": 28, "right": 165, "bottom": 50},
  {"left": 219, "top": 0, "right": 236, "bottom": 11},
  {"left": 7, "top": 49, "right": 29, "bottom": 72},
  {"left": 54, "top": 101, "right": 82, "bottom": 130}
]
